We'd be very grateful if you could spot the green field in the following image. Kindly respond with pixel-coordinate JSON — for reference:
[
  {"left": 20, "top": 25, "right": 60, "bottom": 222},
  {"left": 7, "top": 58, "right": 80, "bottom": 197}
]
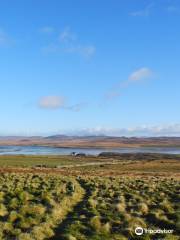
[
  {"left": 0, "top": 155, "right": 86, "bottom": 167},
  {"left": 0, "top": 155, "right": 116, "bottom": 168},
  {"left": 0, "top": 155, "right": 179, "bottom": 179}
]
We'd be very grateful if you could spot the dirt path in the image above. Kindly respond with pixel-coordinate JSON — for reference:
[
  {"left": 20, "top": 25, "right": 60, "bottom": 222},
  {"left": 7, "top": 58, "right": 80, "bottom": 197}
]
[
  {"left": 50, "top": 179, "right": 93, "bottom": 240},
  {"left": 55, "top": 160, "right": 123, "bottom": 168}
]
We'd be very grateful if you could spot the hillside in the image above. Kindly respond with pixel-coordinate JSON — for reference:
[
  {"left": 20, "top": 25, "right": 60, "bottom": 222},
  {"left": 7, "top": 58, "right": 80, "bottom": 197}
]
[{"left": 0, "top": 136, "right": 180, "bottom": 148}]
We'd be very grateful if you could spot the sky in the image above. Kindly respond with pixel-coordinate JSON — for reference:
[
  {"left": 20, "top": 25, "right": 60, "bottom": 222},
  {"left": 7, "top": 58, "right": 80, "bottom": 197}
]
[{"left": 0, "top": 0, "right": 180, "bottom": 136}]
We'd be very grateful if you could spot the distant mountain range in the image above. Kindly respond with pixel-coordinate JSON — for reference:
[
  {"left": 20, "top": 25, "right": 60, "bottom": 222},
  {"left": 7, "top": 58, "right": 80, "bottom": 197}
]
[{"left": 0, "top": 135, "right": 180, "bottom": 148}]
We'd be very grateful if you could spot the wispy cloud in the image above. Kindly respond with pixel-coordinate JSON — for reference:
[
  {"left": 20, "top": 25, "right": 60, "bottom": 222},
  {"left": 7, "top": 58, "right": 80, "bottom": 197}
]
[
  {"left": 39, "top": 96, "right": 66, "bottom": 109},
  {"left": 130, "top": 4, "right": 153, "bottom": 17},
  {"left": 105, "top": 91, "right": 121, "bottom": 100},
  {"left": 105, "top": 67, "right": 153, "bottom": 100},
  {"left": 167, "top": 6, "right": 180, "bottom": 13},
  {"left": 39, "top": 26, "right": 55, "bottom": 34},
  {"left": 38, "top": 95, "right": 86, "bottom": 111},
  {"left": 65, "top": 45, "right": 96, "bottom": 58},
  {"left": 0, "top": 29, "right": 11, "bottom": 46},
  {"left": 59, "top": 27, "right": 76, "bottom": 42},
  {"left": 128, "top": 67, "right": 153, "bottom": 82},
  {"left": 41, "top": 44, "right": 60, "bottom": 54},
  {"left": 41, "top": 26, "right": 95, "bottom": 58},
  {"left": 65, "top": 102, "right": 87, "bottom": 112}
]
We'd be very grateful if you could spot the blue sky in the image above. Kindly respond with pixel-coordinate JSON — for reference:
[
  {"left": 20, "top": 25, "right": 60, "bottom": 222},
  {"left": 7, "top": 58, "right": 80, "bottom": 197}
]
[{"left": 0, "top": 0, "right": 180, "bottom": 136}]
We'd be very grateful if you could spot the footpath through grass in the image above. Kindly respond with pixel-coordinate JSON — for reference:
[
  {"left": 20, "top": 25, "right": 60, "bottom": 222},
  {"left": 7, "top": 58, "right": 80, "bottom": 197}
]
[
  {"left": 0, "top": 173, "right": 179, "bottom": 239},
  {"left": 51, "top": 176, "right": 180, "bottom": 240}
]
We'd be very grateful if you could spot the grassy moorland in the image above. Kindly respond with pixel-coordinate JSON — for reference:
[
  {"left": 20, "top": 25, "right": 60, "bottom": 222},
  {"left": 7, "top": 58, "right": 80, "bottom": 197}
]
[
  {"left": 0, "top": 153, "right": 179, "bottom": 178},
  {"left": 0, "top": 153, "right": 179, "bottom": 239},
  {"left": 0, "top": 174, "right": 179, "bottom": 240}
]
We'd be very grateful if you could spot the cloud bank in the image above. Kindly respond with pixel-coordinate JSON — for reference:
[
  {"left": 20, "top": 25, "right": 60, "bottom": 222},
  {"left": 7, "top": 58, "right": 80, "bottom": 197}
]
[{"left": 66, "top": 124, "right": 180, "bottom": 137}]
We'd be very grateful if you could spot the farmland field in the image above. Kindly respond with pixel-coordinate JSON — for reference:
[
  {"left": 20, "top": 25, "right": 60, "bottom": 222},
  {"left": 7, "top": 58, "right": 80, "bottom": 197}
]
[{"left": 0, "top": 154, "right": 179, "bottom": 239}]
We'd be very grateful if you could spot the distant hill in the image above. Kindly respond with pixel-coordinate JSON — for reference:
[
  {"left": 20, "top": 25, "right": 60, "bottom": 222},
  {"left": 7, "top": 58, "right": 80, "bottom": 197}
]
[{"left": 0, "top": 135, "right": 180, "bottom": 148}]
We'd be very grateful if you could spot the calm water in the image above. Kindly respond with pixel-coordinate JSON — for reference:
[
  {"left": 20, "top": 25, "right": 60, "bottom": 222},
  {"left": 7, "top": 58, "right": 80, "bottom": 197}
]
[{"left": 0, "top": 145, "right": 180, "bottom": 155}]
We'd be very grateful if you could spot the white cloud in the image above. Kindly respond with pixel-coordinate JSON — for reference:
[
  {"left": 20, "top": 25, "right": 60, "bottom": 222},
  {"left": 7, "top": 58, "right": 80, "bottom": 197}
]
[
  {"left": 39, "top": 96, "right": 66, "bottom": 109},
  {"left": 39, "top": 26, "right": 55, "bottom": 34},
  {"left": 130, "top": 4, "right": 153, "bottom": 17},
  {"left": 128, "top": 67, "right": 153, "bottom": 82},
  {"left": 68, "top": 124, "right": 180, "bottom": 137}
]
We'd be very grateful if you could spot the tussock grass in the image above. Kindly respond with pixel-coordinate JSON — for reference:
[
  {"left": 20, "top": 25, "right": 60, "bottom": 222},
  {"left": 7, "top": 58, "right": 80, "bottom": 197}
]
[
  {"left": 0, "top": 173, "right": 178, "bottom": 239},
  {"left": 0, "top": 173, "right": 85, "bottom": 239}
]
